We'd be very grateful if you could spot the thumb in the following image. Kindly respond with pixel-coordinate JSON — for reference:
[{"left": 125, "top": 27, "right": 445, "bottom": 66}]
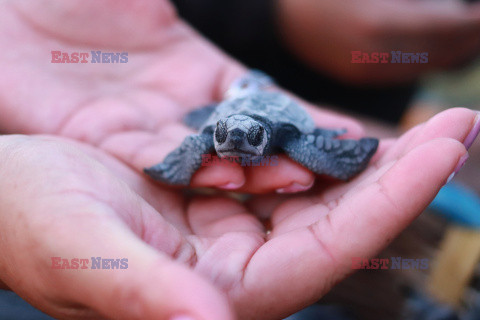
[
  {"left": 15, "top": 211, "right": 234, "bottom": 320},
  {"left": 71, "top": 228, "right": 234, "bottom": 320}
]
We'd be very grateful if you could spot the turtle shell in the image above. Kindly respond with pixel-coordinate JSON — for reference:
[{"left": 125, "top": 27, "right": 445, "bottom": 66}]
[{"left": 200, "top": 91, "right": 316, "bottom": 134}]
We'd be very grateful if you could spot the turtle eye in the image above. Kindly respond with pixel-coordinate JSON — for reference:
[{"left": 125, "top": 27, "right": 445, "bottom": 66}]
[
  {"left": 215, "top": 120, "right": 228, "bottom": 144},
  {"left": 247, "top": 125, "right": 264, "bottom": 147}
]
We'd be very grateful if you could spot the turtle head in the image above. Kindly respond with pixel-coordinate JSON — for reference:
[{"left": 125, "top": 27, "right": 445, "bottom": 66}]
[{"left": 214, "top": 115, "right": 269, "bottom": 159}]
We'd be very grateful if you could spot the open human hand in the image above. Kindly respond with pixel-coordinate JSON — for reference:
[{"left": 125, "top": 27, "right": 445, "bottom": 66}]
[
  {"left": 0, "top": 0, "right": 365, "bottom": 194},
  {"left": 0, "top": 108, "right": 477, "bottom": 320}
]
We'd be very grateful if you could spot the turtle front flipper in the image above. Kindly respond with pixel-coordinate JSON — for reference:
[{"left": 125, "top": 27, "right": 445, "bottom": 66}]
[
  {"left": 281, "top": 132, "right": 378, "bottom": 181},
  {"left": 313, "top": 128, "right": 347, "bottom": 139},
  {"left": 144, "top": 133, "right": 214, "bottom": 186}
]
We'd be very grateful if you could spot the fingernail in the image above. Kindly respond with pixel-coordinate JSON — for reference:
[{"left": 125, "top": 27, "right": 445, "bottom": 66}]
[
  {"left": 276, "top": 181, "right": 314, "bottom": 194},
  {"left": 446, "top": 153, "right": 469, "bottom": 184},
  {"left": 170, "top": 315, "right": 197, "bottom": 320},
  {"left": 219, "top": 181, "right": 244, "bottom": 190},
  {"left": 463, "top": 111, "right": 480, "bottom": 150}
]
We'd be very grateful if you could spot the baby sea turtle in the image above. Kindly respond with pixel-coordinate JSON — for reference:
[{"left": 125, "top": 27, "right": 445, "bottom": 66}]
[{"left": 145, "top": 73, "right": 378, "bottom": 186}]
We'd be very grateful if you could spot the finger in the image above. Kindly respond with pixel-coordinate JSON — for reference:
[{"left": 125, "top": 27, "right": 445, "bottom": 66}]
[
  {"left": 379, "top": 108, "right": 478, "bottom": 166},
  {"left": 191, "top": 163, "right": 246, "bottom": 189},
  {"left": 234, "top": 138, "right": 467, "bottom": 319},
  {"left": 238, "top": 155, "right": 315, "bottom": 194},
  {"left": 37, "top": 217, "right": 233, "bottom": 320},
  {"left": 57, "top": 220, "right": 234, "bottom": 320},
  {"left": 339, "top": 108, "right": 477, "bottom": 194}
]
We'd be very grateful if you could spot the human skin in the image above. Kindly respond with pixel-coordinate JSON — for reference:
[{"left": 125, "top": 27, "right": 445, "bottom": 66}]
[
  {"left": 277, "top": 0, "right": 480, "bottom": 84},
  {"left": 0, "top": 1, "right": 479, "bottom": 319},
  {"left": 0, "top": 0, "right": 367, "bottom": 193}
]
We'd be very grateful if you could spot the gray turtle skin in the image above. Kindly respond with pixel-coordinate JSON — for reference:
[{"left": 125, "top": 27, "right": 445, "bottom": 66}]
[{"left": 145, "top": 91, "right": 379, "bottom": 186}]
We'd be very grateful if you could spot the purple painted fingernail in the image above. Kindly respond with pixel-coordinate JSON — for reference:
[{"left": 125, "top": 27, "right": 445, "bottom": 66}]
[
  {"left": 276, "top": 181, "right": 314, "bottom": 194},
  {"left": 463, "top": 111, "right": 480, "bottom": 150},
  {"left": 447, "top": 153, "right": 469, "bottom": 184}
]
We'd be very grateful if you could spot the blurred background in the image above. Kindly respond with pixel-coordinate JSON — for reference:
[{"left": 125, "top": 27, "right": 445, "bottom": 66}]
[{"left": 2, "top": 0, "right": 480, "bottom": 319}]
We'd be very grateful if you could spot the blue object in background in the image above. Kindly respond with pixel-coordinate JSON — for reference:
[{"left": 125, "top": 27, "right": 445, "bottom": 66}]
[
  {"left": 429, "top": 182, "right": 480, "bottom": 228},
  {"left": 402, "top": 288, "right": 480, "bottom": 320},
  {"left": 0, "top": 290, "right": 54, "bottom": 320}
]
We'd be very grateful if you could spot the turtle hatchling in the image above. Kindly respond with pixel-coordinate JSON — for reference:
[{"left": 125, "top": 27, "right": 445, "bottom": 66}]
[{"left": 144, "top": 90, "right": 379, "bottom": 186}]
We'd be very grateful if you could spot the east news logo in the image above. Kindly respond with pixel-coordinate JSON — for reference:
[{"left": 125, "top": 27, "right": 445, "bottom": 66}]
[
  {"left": 51, "top": 257, "right": 128, "bottom": 269},
  {"left": 351, "top": 51, "right": 428, "bottom": 64},
  {"left": 51, "top": 50, "right": 128, "bottom": 63},
  {"left": 352, "top": 257, "right": 429, "bottom": 270}
]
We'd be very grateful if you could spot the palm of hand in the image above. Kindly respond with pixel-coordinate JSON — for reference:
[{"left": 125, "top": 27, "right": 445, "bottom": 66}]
[
  {"left": 2, "top": 0, "right": 242, "bottom": 183},
  {"left": 0, "top": 1, "right": 475, "bottom": 320}
]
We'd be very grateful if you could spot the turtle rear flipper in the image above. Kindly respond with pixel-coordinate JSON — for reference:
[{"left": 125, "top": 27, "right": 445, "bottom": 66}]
[{"left": 281, "top": 132, "right": 378, "bottom": 181}]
